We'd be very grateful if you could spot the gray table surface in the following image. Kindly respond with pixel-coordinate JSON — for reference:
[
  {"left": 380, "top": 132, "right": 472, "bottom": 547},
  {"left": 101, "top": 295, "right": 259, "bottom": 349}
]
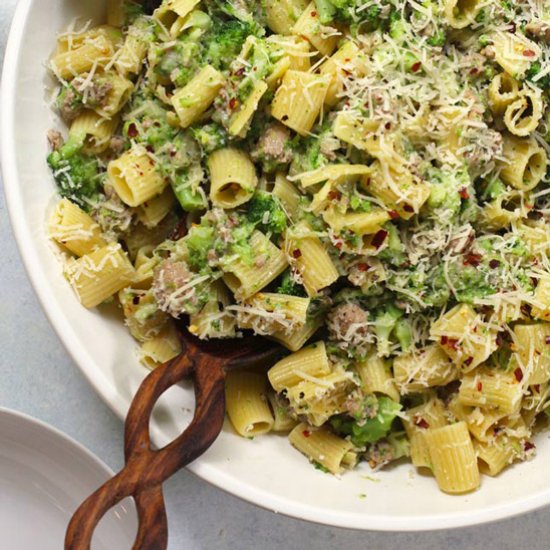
[{"left": 1, "top": 2, "right": 550, "bottom": 549}]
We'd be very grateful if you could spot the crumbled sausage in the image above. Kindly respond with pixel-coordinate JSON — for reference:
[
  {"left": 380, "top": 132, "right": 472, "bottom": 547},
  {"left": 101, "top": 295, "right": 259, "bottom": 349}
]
[
  {"left": 58, "top": 88, "right": 83, "bottom": 123},
  {"left": 47, "top": 129, "right": 64, "bottom": 151},
  {"left": 327, "top": 302, "right": 369, "bottom": 341},
  {"left": 252, "top": 123, "right": 293, "bottom": 165},
  {"left": 526, "top": 21, "right": 550, "bottom": 44},
  {"left": 109, "top": 135, "right": 126, "bottom": 155},
  {"left": 152, "top": 259, "right": 193, "bottom": 317}
]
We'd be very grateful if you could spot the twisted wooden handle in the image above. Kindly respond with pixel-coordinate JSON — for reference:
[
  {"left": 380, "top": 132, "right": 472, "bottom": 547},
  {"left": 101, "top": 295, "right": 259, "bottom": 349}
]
[{"left": 65, "top": 351, "right": 227, "bottom": 550}]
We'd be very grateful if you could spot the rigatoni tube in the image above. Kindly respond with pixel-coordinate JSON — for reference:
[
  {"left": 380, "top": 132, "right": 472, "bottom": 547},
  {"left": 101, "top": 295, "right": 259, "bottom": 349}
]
[
  {"left": 49, "top": 198, "right": 106, "bottom": 257},
  {"left": 64, "top": 243, "right": 135, "bottom": 308},
  {"left": 424, "top": 422, "right": 480, "bottom": 494},
  {"left": 108, "top": 146, "right": 167, "bottom": 207},
  {"left": 171, "top": 65, "right": 225, "bottom": 128},
  {"left": 271, "top": 70, "right": 330, "bottom": 136},
  {"left": 225, "top": 372, "right": 274, "bottom": 437},
  {"left": 208, "top": 148, "right": 258, "bottom": 209}
]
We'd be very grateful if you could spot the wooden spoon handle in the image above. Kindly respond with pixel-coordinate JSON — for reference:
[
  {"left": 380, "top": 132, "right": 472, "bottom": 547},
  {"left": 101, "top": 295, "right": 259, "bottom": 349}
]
[{"left": 65, "top": 351, "right": 227, "bottom": 550}]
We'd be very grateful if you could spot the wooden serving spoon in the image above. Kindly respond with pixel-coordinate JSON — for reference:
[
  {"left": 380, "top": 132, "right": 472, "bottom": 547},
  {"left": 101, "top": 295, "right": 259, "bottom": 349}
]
[{"left": 65, "top": 328, "right": 282, "bottom": 549}]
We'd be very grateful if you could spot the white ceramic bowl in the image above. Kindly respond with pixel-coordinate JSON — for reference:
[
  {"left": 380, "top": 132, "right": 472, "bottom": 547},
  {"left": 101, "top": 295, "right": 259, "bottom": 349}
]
[
  {"left": 0, "top": 407, "right": 136, "bottom": 548},
  {"left": 3, "top": 0, "right": 550, "bottom": 531}
]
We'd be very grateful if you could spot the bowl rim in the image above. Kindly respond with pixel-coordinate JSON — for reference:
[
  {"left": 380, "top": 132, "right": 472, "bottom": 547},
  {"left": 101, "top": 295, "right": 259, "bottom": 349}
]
[{"left": 3, "top": 0, "right": 550, "bottom": 532}]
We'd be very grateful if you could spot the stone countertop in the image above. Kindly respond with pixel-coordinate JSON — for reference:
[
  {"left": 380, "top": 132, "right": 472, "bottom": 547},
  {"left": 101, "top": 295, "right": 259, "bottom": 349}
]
[{"left": 1, "top": 2, "right": 550, "bottom": 548}]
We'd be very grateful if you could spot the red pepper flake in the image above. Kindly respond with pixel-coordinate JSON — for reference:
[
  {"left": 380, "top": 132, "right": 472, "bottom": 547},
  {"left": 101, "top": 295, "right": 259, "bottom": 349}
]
[
  {"left": 414, "top": 417, "right": 430, "bottom": 429},
  {"left": 229, "top": 97, "right": 239, "bottom": 110},
  {"left": 145, "top": 145, "right": 154, "bottom": 153},
  {"left": 303, "top": 430, "right": 311, "bottom": 438},
  {"left": 371, "top": 229, "right": 388, "bottom": 249},
  {"left": 388, "top": 210, "right": 399, "bottom": 219},
  {"left": 310, "top": 10, "right": 317, "bottom": 16},
  {"left": 292, "top": 249, "right": 302, "bottom": 259},
  {"left": 524, "top": 441, "right": 536, "bottom": 452},
  {"left": 523, "top": 49, "right": 536, "bottom": 57},
  {"left": 464, "top": 357, "right": 474, "bottom": 367},
  {"left": 403, "top": 204, "right": 414, "bottom": 213},
  {"left": 477, "top": 382, "right": 483, "bottom": 392},
  {"left": 463, "top": 253, "right": 482, "bottom": 267},
  {"left": 441, "top": 336, "right": 459, "bottom": 350},
  {"left": 489, "top": 259, "right": 500, "bottom": 269},
  {"left": 357, "top": 262, "right": 370, "bottom": 272},
  {"left": 514, "top": 367, "right": 524, "bottom": 383},
  {"left": 411, "top": 61, "right": 422, "bottom": 72},
  {"left": 385, "top": 122, "right": 392, "bottom": 130},
  {"left": 469, "top": 67, "right": 480, "bottom": 75},
  {"left": 545, "top": 336, "right": 550, "bottom": 345},
  {"left": 328, "top": 190, "right": 341, "bottom": 201},
  {"left": 127, "top": 123, "right": 138, "bottom": 138},
  {"left": 364, "top": 178, "right": 371, "bottom": 186},
  {"left": 334, "top": 240, "right": 343, "bottom": 250},
  {"left": 459, "top": 187, "right": 470, "bottom": 200}
]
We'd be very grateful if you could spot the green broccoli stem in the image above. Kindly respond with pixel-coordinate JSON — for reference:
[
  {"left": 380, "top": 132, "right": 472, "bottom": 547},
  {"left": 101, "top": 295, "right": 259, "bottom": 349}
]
[
  {"left": 394, "top": 318, "right": 413, "bottom": 352},
  {"left": 375, "top": 304, "right": 403, "bottom": 356}
]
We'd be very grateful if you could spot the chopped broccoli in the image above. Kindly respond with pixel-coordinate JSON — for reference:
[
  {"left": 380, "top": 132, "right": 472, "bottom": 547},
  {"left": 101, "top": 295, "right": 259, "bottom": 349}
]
[
  {"left": 246, "top": 191, "right": 288, "bottom": 235},
  {"left": 313, "top": 0, "right": 336, "bottom": 24},
  {"left": 378, "top": 223, "right": 407, "bottom": 266},
  {"left": 427, "top": 29, "right": 446, "bottom": 47},
  {"left": 204, "top": 0, "right": 265, "bottom": 33},
  {"left": 185, "top": 225, "right": 216, "bottom": 270},
  {"left": 123, "top": 91, "right": 177, "bottom": 150},
  {"left": 171, "top": 166, "right": 207, "bottom": 212},
  {"left": 276, "top": 270, "right": 307, "bottom": 297},
  {"left": 122, "top": 0, "right": 145, "bottom": 22},
  {"left": 47, "top": 134, "right": 103, "bottom": 211},
  {"left": 374, "top": 304, "right": 404, "bottom": 356},
  {"left": 205, "top": 20, "right": 254, "bottom": 71},
  {"left": 480, "top": 177, "right": 506, "bottom": 201},
  {"left": 394, "top": 318, "right": 413, "bottom": 352},
  {"left": 331, "top": 395, "right": 402, "bottom": 446},
  {"left": 526, "top": 61, "right": 550, "bottom": 90},
  {"left": 191, "top": 123, "right": 228, "bottom": 154}
]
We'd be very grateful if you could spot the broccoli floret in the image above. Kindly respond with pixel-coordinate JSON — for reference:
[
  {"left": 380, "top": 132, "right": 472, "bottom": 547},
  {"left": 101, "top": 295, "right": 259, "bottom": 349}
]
[
  {"left": 191, "top": 123, "right": 228, "bottom": 154},
  {"left": 122, "top": 0, "right": 145, "bottom": 21},
  {"left": 331, "top": 395, "right": 402, "bottom": 446},
  {"left": 276, "top": 270, "right": 307, "bottom": 297},
  {"left": 246, "top": 191, "right": 288, "bottom": 235},
  {"left": 185, "top": 225, "right": 216, "bottom": 270},
  {"left": 205, "top": 20, "right": 254, "bottom": 71},
  {"left": 374, "top": 304, "right": 404, "bottom": 356},
  {"left": 47, "top": 134, "right": 103, "bottom": 211},
  {"left": 526, "top": 61, "right": 550, "bottom": 90},
  {"left": 427, "top": 168, "right": 470, "bottom": 215},
  {"left": 204, "top": 0, "right": 265, "bottom": 33},
  {"left": 480, "top": 177, "right": 506, "bottom": 201},
  {"left": 313, "top": 0, "right": 336, "bottom": 24},
  {"left": 427, "top": 29, "right": 446, "bottom": 47},
  {"left": 124, "top": 92, "right": 177, "bottom": 150},
  {"left": 378, "top": 223, "right": 407, "bottom": 266}
]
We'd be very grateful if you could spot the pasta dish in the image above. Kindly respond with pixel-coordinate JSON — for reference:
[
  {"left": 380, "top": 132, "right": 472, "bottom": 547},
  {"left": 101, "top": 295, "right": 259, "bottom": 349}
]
[{"left": 46, "top": 0, "right": 550, "bottom": 494}]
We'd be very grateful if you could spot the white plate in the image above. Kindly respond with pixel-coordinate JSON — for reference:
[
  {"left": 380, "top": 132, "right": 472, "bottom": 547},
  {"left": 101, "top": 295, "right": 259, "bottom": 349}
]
[
  {"left": 3, "top": 0, "right": 550, "bottom": 532},
  {"left": 0, "top": 408, "right": 136, "bottom": 549}
]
